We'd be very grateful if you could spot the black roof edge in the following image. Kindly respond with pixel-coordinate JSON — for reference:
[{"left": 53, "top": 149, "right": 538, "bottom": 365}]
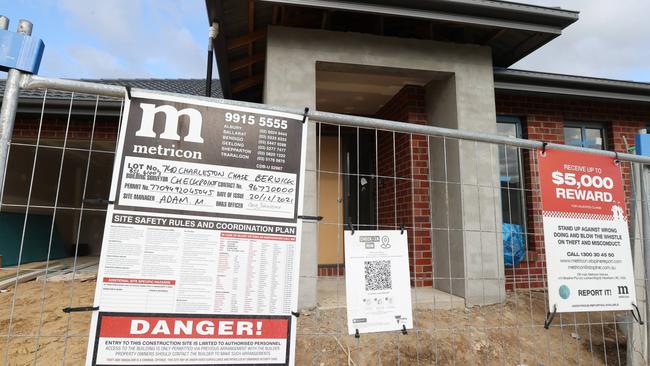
[
  {"left": 257, "top": 0, "right": 578, "bottom": 32},
  {"left": 494, "top": 68, "right": 650, "bottom": 103}
]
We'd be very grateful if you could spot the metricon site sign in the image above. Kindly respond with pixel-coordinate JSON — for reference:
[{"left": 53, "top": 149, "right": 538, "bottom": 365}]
[
  {"left": 538, "top": 149, "right": 636, "bottom": 313},
  {"left": 85, "top": 90, "right": 307, "bottom": 366}
]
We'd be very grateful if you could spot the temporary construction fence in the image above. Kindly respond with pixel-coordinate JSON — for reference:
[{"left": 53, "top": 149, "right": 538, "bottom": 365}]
[{"left": 0, "top": 74, "right": 650, "bottom": 365}]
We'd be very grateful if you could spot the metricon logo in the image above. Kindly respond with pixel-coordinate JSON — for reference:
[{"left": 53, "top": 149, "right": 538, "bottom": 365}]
[
  {"left": 135, "top": 103, "right": 204, "bottom": 143},
  {"left": 559, "top": 285, "right": 570, "bottom": 299},
  {"left": 618, "top": 285, "right": 629, "bottom": 295}
]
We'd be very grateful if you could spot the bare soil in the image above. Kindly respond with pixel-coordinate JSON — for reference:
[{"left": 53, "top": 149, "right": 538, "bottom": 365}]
[{"left": 0, "top": 280, "right": 629, "bottom": 365}]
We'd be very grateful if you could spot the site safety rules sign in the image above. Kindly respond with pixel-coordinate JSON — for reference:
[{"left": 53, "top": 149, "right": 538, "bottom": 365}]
[
  {"left": 538, "top": 149, "right": 636, "bottom": 313},
  {"left": 85, "top": 90, "right": 307, "bottom": 365}
]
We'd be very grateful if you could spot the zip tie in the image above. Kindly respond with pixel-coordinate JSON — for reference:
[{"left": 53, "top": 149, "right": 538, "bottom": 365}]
[
  {"left": 348, "top": 218, "right": 355, "bottom": 235},
  {"left": 302, "top": 107, "right": 309, "bottom": 124},
  {"left": 63, "top": 306, "right": 99, "bottom": 313},
  {"left": 543, "top": 304, "right": 557, "bottom": 329},
  {"left": 631, "top": 302, "right": 644, "bottom": 325},
  {"left": 297, "top": 215, "right": 323, "bottom": 221},
  {"left": 82, "top": 198, "right": 114, "bottom": 205}
]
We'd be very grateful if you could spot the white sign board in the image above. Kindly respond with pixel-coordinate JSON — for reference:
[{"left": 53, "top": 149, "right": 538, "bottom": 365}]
[
  {"left": 344, "top": 230, "right": 413, "bottom": 334},
  {"left": 539, "top": 149, "right": 636, "bottom": 313},
  {"left": 86, "top": 90, "right": 307, "bottom": 366}
]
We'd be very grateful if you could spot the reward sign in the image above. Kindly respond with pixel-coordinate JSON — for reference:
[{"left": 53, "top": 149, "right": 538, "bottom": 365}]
[
  {"left": 538, "top": 149, "right": 636, "bottom": 312},
  {"left": 86, "top": 90, "right": 307, "bottom": 365}
]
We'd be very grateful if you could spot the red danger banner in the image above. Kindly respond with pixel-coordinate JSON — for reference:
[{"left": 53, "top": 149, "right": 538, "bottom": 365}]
[
  {"left": 92, "top": 313, "right": 291, "bottom": 365},
  {"left": 538, "top": 149, "right": 636, "bottom": 312}
]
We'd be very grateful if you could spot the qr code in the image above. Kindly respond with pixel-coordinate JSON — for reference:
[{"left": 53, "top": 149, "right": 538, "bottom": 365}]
[{"left": 364, "top": 260, "right": 392, "bottom": 291}]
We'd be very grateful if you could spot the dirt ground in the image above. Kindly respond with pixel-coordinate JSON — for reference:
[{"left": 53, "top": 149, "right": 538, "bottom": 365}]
[{"left": 0, "top": 279, "right": 632, "bottom": 365}]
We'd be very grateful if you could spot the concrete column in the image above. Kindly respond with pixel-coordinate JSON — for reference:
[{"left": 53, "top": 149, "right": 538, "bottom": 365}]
[
  {"left": 426, "top": 69, "right": 505, "bottom": 306},
  {"left": 264, "top": 25, "right": 506, "bottom": 308},
  {"left": 264, "top": 30, "right": 318, "bottom": 309}
]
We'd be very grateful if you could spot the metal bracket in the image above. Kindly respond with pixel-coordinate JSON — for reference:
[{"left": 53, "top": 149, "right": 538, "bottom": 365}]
[
  {"left": 543, "top": 304, "right": 558, "bottom": 329},
  {"left": 631, "top": 303, "right": 644, "bottom": 325},
  {"left": 63, "top": 306, "right": 99, "bottom": 313},
  {"left": 0, "top": 28, "right": 44, "bottom": 74}
]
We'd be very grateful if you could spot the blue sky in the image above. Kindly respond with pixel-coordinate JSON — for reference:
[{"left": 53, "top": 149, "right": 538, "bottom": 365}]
[
  {"left": 2, "top": 0, "right": 650, "bottom": 82},
  {"left": 3, "top": 0, "right": 208, "bottom": 79}
]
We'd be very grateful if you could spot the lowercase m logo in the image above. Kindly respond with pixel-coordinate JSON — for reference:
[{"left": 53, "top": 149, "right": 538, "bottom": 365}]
[
  {"left": 618, "top": 285, "right": 629, "bottom": 295},
  {"left": 135, "top": 103, "right": 204, "bottom": 143}
]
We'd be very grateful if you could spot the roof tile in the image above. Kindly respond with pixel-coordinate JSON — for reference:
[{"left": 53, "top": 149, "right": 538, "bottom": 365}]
[{"left": 0, "top": 78, "right": 223, "bottom": 101}]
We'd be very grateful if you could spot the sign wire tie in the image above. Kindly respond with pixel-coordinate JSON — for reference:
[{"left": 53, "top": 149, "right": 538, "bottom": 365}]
[
  {"left": 354, "top": 329, "right": 360, "bottom": 339},
  {"left": 540, "top": 141, "right": 548, "bottom": 155},
  {"left": 291, "top": 311, "right": 300, "bottom": 318},
  {"left": 302, "top": 107, "right": 309, "bottom": 124},
  {"left": 614, "top": 151, "right": 620, "bottom": 165},
  {"left": 63, "top": 306, "right": 99, "bottom": 313},
  {"left": 297, "top": 215, "right": 323, "bottom": 221},
  {"left": 631, "top": 302, "right": 644, "bottom": 325},
  {"left": 125, "top": 85, "right": 132, "bottom": 99},
  {"left": 400, "top": 223, "right": 405, "bottom": 235},
  {"left": 401, "top": 324, "right": 408, "bottom": 335},
  {"left": 348, "top": 218, "right": 355, "bottom": 235},
  {"left": 82, "top": 198, "right": 114, "bottom": 205},
  {"left": 543, "top": 304, "right": 557, "bottom": 329}
]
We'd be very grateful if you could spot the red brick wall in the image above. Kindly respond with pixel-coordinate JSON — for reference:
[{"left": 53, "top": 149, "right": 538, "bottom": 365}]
[
  {"left": 12, "top": 115, "right": 119, "bottom": 141},
  {"left": 375, "top": 85, "right": 433, "bottom": 287},
  {"left": 318, "top": 265, "right": 345, "bottom": 277},
  {"left": 496, "top": 92, "right": 650, "bottom": 290}
]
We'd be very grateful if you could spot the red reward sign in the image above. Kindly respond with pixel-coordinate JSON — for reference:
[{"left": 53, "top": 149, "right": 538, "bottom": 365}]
[
  {"left": 98, "top": 314, "right": 289, "bottom": 339},
  {"left": 537, "top": 149, "right": 626, "bottom": 219}
]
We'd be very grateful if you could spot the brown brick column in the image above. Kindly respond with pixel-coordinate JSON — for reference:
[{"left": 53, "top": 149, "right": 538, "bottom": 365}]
[{"left": 376, "top": 85, "right": 432, "bottom": 287}]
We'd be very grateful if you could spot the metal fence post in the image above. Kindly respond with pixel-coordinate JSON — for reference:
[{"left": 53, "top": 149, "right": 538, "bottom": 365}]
[
  {"left": 0, "top": 18, "right": 32, "bottom": 200},
  {"left": 641, "top": 162, "right": 650, "bottom": 359}
]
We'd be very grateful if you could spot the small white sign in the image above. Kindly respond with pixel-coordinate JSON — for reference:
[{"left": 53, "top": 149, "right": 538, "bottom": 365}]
[
  {"left": 344, "top": 230, "right": 413, "bottom": 334},
  {"left": 538, "top": 149, "right": 637, "bottom": 313}
]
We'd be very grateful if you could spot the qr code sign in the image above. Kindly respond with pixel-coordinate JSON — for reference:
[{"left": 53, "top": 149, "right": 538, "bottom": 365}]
[{"left": 364, "top": 260, "right": 392, "bottom": 291}]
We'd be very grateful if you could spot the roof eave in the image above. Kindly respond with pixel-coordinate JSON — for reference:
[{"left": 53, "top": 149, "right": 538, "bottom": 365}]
[
  {"left": 257, "top": 0, "right": 576, "bottom": 34},
  {"left": 494, "top": 69, "right": 650, "bottom": 103}
]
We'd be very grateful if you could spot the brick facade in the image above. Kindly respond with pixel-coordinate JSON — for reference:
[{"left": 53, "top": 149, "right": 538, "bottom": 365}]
[
  {"left": 16, "top": 88, "right": 649, "bottom": 293},
  {"left": 12, "top": 115, "right": 119, "bottom": 141},
  {"left": 496, "top": 92, "right": 650, "bottom": 290}
]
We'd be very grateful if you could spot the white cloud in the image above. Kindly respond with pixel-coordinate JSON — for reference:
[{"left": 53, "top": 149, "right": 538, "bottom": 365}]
[
  {"left": 67, "top": 45, "right": 149, "bottom": 78},
  {"left": 513, "top": 0, "right": 650, "bottom": 81},
  {"left": 53, "top": 0, "right": 205, "bottom": 78}
]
